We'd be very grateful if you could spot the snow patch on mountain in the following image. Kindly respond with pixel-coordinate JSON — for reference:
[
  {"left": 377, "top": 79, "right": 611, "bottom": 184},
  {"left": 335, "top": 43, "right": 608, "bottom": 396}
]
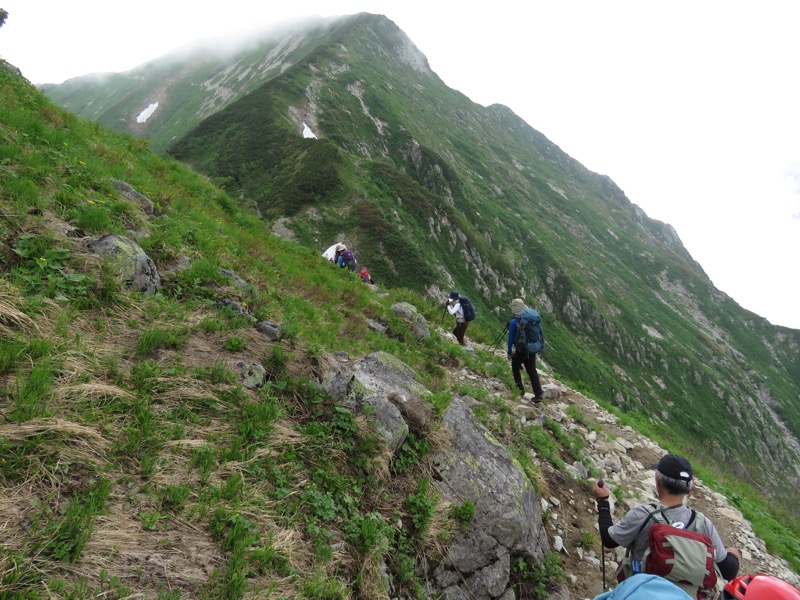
[{"left": 136, "top": 102, "right": 159, "bottom": 123}]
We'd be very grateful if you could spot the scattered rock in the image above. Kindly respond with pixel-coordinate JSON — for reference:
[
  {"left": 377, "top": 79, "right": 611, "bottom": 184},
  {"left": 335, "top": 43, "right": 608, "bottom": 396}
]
[{"left": 85, "top": 234, "right": 161, "bottom": 293}]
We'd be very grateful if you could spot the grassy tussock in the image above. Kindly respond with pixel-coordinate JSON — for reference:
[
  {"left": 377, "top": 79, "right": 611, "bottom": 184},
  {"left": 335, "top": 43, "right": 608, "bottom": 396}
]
[{"left": 0, "top": 418, "right": 110, "bottom": 458}]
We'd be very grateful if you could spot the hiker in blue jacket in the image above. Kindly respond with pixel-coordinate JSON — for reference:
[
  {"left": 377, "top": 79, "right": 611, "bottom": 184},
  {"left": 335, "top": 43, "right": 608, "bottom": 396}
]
[{"left": 507, "top": 298, "right": 544, "bottom": 401}]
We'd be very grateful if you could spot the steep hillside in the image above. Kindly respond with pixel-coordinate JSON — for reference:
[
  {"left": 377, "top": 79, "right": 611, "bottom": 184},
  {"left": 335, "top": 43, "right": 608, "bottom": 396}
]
[
  {"left": 2, "top": 58, "right": 569, "bottom": 600},
  {"left": 43, "top": 14, "right": 800, "bottom": 511},
  {"left": 3, "top": 59, "right": 800, "bottom": 600},
  {"left": 41, "top": 16, "right": 346, "bottom": 154}
]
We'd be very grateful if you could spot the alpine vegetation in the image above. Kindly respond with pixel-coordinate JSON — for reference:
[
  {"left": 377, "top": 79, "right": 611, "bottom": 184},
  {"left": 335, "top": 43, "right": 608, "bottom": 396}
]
[
  {"left": 45, "top": 14, "right": 800, "bottom": 512},
  {"left": 1, "top": 11, "right": 798, "bottom": 599}
]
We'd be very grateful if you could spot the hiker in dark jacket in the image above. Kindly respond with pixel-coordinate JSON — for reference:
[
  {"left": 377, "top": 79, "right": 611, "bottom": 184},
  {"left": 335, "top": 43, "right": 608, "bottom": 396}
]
[
  {"left": 593, "top": 454, "right": 741, "bottom": 584},
  {"left": 337, "top": 248, "right": 357, "bottom": 271},
  {"left": 332, "top": 243, "right": 346, "bottom": 264},
  {"left": 446, "top": 290, "right": 468, "bottom": 346},
  {"left": 507, "top": 298, "right": 544, "bottom": 401}
]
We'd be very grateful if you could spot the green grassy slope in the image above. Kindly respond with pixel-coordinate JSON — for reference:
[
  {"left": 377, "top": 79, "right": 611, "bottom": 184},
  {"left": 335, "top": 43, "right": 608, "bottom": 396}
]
[
  {"left": 3, "top": 52, "right": 800, "bottom": 599},
  {"left": 1, "top": 61, "right": 569, "bottom": 599},
  {"left": 160, "top": 14, "right": 800, "bottom": 510}
]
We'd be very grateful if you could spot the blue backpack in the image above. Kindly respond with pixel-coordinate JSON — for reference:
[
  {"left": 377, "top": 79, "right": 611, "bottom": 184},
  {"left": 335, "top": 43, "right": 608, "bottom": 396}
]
[
  {"left": 514, "top": 308, "right": 544, "bottom": 356},
  {"left": 594, "top": 574, "right": 693, "bottom": 600},
  {"left": 459, "top": 296, "right": 476, "bottom": 322}
]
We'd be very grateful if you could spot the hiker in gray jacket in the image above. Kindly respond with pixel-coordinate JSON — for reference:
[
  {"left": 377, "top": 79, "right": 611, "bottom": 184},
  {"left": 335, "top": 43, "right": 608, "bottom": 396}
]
[{"left": 593, "top": 454, "right": 741, "bottom": 586}]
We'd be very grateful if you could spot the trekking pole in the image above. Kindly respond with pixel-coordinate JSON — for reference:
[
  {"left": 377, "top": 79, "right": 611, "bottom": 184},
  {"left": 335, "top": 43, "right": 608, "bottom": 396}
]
[
  {"left": 601, "top": 537, "right": 606, "bottom": 591},
  {"left": 598, "top": 479, "right": 606, "bottom": 591},
  {"left": 491, "top": 323, "right": 509, "bottom": 349}
]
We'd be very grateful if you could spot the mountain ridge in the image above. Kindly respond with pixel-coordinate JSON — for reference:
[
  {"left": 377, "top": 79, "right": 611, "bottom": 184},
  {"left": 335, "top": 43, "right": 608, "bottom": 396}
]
[
  {"left": 3, "top": 51, "right": 800, "bottom": 599},
  {"left": 41, "top": 13, "right": 800, "bottom": 509}
]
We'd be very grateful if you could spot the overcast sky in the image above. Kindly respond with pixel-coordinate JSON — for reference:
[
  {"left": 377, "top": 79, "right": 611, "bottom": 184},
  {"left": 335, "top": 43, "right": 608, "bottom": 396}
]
[{"left": 2, "top": 1, "right": 799, "bottom": 329}]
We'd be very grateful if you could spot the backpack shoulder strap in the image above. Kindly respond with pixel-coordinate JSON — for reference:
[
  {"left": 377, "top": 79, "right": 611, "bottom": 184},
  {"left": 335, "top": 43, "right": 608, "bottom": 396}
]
[
  {"left": 633, "top": 503, "right": 661, "bottom": 537},
  {"left": 632, "top": 502, "right": 685, "bottom": 539},
  {"left": 685, "top": 509, "right": 701, "bottom": 531},
  {"left": 617, "top": 504, "right": 660, "bottom": 581},
  {"left": 655, "top": 502, "right": 686, "bottom": 525}
]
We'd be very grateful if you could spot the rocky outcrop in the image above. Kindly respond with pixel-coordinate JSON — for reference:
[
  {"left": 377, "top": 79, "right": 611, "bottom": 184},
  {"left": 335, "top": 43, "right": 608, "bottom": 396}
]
[
  {"left": 391, "top": 302, "right": 431, "bottom": 340},
  {"left": 322, "top": 351, "right": 424, "bottom": 454},
  {"left": 110, "top": 179, "right": 155, "bottom": 215},
  {"left": 320, "top": 351, "right": 550, "bottom": 598},
  {"left": 430, "top": 397, "right": 549, "bottom": 599}
]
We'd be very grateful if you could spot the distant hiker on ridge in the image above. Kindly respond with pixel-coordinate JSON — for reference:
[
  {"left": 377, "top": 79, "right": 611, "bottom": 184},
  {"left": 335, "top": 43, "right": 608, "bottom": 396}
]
[
  {"left": 507, "top": 298, "right": 544, "bottom": 402},
  {"left": 593, "top": 454, "right": 741, "bottom": 598},
  {"left": 445, "top": 290, "right": 475, "bottom": 346},
  {"left": 358, "top": 266, "right": 374, "bottom": 284},
  {"left": 330, "top": 243, "right": 346, "bottom": 264},
  {"left": 337, "top": 246, "right": 358, "bottom": 272}
]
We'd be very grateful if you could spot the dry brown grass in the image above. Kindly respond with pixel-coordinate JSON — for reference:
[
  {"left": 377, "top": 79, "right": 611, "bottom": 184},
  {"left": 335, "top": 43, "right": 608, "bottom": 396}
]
[
  {"left": 0, "top": 481, "right": 39, "bottom": 539},
  {"left": 243, "top": 523, "right": 343, "bottom": 599},
  {"left": 78, "top": 500, "right": 224, "bottom": 595},
  {"left": 355, "top": 415, "right": 394, "bottom": 484},
  {"left": 53, "top": 382, "right": 134, "bottom": 405},
  {"left": 0, "top": 300, "right": 36, "bottom": 336},
  {"left": 0, "top": 418, "right": 110, "bottom": 465},
  {"left": 357, "top": 544, "right": 392, "bottom": 600},
  {"left": 0, "top": 280, "right": 42, "bottom": 336},
  {"left": 338, "top": 315, "right": 368, "bottom": 342}
]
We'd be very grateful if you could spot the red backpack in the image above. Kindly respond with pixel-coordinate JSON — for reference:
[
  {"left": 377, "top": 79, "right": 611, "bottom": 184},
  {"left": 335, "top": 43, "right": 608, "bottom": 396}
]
[{"left": 618, "top": 504, "right": 718, "bottom": 600}]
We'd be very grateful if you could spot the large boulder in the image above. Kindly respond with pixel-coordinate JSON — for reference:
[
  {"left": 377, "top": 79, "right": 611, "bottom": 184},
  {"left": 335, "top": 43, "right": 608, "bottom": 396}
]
[
  {"left": 322, "top": 352, "right": 428, "bottom": 454},
  {"left": 321, "top": 352, "right": 550, "bottom": 599},
  {"left": 391, "top": 302, "right": 431, "bottom": 340},
  {"left": 86, "top": 234, "right": 161, "bottom": 293},
  {"left": 429, "top": 396, "right": 550, "bottom": 599}
]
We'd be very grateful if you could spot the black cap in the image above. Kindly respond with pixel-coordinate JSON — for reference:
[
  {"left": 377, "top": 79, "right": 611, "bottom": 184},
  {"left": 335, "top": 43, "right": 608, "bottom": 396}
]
[
  {"left": 652, "top": 454, "right": 693, "bottom": 482},
  {"left": 448, "top": 290, "right": 460, "bottom": 300}
]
